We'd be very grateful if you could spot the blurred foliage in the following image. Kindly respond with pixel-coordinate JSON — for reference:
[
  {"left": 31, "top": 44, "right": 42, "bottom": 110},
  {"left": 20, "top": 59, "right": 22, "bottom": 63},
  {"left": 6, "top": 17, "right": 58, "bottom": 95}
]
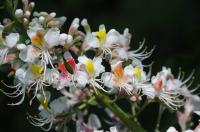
[{"left": 0, "top": 0, "right": 200, "bottom": 131}]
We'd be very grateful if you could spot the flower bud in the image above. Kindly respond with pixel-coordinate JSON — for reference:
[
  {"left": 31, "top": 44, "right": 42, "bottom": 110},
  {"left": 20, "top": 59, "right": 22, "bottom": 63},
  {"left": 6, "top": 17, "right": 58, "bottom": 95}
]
[
  {"left": 49, "top": 12, "right": 56, "bottom": 18},
  {"left": 15, "top": 9, "right": 23, "bottom": 17},
  {"left": 39, "top": 16, "right": 45, "bottom": 23},
  {"left": 23, "top": 18, "right": 29, "bottom": 24},
  {"left": 30, "top": 2, "right": 35, "bottom": 8},
  {"left": 24, "top": 11, "right": 31, "bottom": 18},
  {"left": 17, "top": 44, "right": 26, "bottom": 50}
]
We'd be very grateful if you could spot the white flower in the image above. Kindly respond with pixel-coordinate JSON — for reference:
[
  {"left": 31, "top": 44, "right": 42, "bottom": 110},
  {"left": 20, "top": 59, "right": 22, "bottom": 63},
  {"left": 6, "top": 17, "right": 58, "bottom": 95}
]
[
  {"left": 5, "top": 33, "right": 19, "bottom": 48},
  {"left": 0, "top": 68, "right": 30, "bottom": 105},
  {"left": 83, "top": 24, "right": 125, "bottom": 59},
  {"left": 151, "top": 67, "right": 187, "bottom": 109},
  {"left": 124, "top": 64, "right": 155, "bottom": 98},
  {"left": 77, "top": 55, "right": 107, "bottom": 92},
  {"left": 114, "top": 39, "right": 154, "bottom": 63},
  {"left": 102, "top": 63, "right": 154, "bottom": 97}
]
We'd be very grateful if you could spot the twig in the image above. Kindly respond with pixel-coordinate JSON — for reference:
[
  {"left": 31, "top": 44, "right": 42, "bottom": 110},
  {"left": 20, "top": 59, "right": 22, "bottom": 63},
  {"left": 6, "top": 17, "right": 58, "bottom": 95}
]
[{"left": 95, "top": 90, "right": 146, "bottom": 132}]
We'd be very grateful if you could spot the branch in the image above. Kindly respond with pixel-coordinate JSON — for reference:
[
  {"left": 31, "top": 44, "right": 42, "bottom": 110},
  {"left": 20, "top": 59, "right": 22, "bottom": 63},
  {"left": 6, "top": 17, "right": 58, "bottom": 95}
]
[{"left": 95, "top": 90, "right": 146, "bottom": 132}]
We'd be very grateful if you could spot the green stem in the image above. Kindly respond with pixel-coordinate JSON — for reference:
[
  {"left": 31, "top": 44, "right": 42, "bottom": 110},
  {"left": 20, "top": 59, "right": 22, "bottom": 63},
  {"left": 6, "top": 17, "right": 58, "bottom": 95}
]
[
  {"left": 155, "top": 104, "right": 165, "bottom": 132},
  {"left": 77, "top": 96, "right": 96, "bottom": 110},
  {"left": 96, "top": 90, "right": 146, "bottom": 132}
]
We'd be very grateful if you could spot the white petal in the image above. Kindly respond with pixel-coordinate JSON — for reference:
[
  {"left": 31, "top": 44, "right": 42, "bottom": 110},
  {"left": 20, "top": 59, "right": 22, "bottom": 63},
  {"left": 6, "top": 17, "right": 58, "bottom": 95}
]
[
  {"left": 124, "top": 65, "right": 134, "bottom": 76},
  {"left": 15, "top": 68, "right": 26, "bottom": 82},
  {"left": 194, "top": 111, "right": 200, "bottom": 116},
  {"left": 50, "top": 97, "right": 69, "bottom": 115},
  {"left": 59, "top": 33, "right": 68, "bottom": 45},
  {"left": 85, "top": 34, "right": 99, "bottom": 48},
  {"left": 6, "top": 33, "right": 19, "bottom": 48},
  {"left": 106, "top": 29, "right": 120, "bottom": 46},
  {"left": 27, "top": 29, "right": 36, "bottom": 39},
  {"left": 44, "top": 28, "right": 60, "bottom": 48},
  {"left": 93, "top": 57, "right": 105, "bottom": 76},
  {"left": 76, "top": 71, "right": 88, "bottom": 87},
  {"left": 45, "top": 69, "right": 59, "bottom": 85},
  {"left": 101, "top": 72, "right": 114, "bottom": 89},
  {"left": 110, "top": 126, "right": 118, "bottom": 132},
  {"left": 19, "top": 45, "right": 40, "bottom": 63},
  {"left": 87, "top": 114, "right": 101, "bottom": 129},
  {"left": 78, "top": 55, "right": 88, "bottom": 65},
  {"left": 117, "top": 48, "right": 128, "bottom": 59}
]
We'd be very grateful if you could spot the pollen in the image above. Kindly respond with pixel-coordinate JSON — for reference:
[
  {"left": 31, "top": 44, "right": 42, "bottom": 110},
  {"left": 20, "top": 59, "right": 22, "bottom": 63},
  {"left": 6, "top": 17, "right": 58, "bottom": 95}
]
[
  {"left": 31, "top": 64, "right": 43, "bottom": 78},
  {"left": 85, "top": 59, "right": 95, "bottom": 75},
  {"left": 133, "top": 67, "right": 141, "bottom": 79},
  {"left": 31, "top": 31, "right": 44, "bottom": 48}
]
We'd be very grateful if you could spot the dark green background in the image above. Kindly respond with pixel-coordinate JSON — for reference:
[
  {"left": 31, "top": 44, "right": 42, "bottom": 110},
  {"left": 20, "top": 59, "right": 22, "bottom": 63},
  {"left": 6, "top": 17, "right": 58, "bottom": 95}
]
[{"left": 0, "top": 0, "right": 200, "bottom": 131}]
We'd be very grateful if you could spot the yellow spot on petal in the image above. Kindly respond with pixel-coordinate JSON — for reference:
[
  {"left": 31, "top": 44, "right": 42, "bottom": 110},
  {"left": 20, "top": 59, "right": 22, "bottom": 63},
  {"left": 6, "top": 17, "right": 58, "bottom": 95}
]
[
  {"left": 85, "top": 59, "right": 95, "bottom": 75},
  {"left": 31, "top": 64, "right": 43, "bottom": 78},
  {"left": 96, "top": 26, "right": 106, "bottom": 44},
  {"left": 31, "top": 32, "right": 44, "bottom": 48},
  {"left": 133, "top": 67, "right": 141, "bottom": 79}
]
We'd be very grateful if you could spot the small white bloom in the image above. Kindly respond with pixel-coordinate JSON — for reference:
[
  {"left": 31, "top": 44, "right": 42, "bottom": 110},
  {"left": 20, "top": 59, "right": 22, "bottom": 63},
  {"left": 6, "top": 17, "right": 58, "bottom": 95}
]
[
  {"left": 25, "top": 11, "right": 31, "bottom": 18},
  {"left": 151, "top": 67, "right": 186, "bottom": 109},
  {"left": 39, "top": 16, "right": 45, "bottom": 23},
  {"left": 77, "top": 55, "right": 108, "bottom": 92},
  {"left": 15, "top": 9, "right": 23, "bottom": 17},
  {"left": 17, "top": 43, "right": 26, "bottom": 50},
  {"left": 5, "top": 33, "right": 19, "bottom": 48}
]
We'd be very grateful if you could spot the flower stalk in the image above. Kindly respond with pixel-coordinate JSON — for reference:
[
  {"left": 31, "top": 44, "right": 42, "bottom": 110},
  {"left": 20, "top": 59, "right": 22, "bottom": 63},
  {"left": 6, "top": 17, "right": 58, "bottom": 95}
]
[{"left": 95, "top": 90, "right": 146, "bottom": 132}]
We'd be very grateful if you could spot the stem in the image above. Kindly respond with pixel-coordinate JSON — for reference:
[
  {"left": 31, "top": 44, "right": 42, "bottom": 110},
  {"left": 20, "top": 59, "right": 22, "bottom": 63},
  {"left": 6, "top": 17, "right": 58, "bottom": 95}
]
[
  {"left": 155, "top": 104, "right": 165, "bottom": 132},
  {"left": 96, "top": 90, "right": 146, "bottom": 132}
]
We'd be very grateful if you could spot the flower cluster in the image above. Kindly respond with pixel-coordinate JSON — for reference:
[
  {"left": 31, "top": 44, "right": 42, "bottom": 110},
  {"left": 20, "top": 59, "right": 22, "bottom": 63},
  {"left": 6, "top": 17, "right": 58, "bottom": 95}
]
[{"left": 0, "top": 0, "right": 199, "bottom": 131}]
